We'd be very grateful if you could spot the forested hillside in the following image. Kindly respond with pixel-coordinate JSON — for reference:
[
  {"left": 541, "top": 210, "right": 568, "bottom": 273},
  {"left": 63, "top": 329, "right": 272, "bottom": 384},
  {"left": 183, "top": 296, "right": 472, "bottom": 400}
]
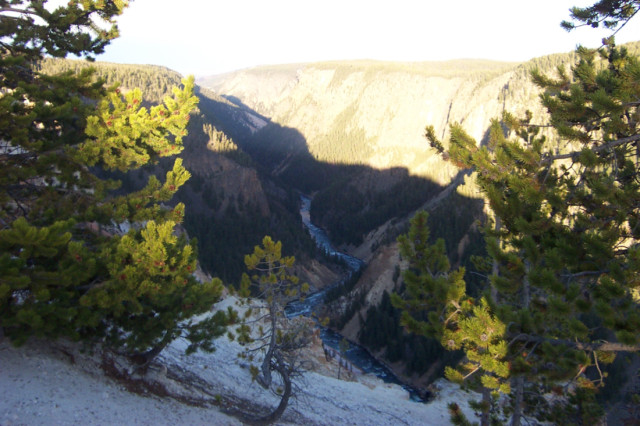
[
  {"left": 36, "top": 59, "right": 183, "bottom": 104},
  {"left": 37, "top": 59, "right": 320, "bottom": 284}
]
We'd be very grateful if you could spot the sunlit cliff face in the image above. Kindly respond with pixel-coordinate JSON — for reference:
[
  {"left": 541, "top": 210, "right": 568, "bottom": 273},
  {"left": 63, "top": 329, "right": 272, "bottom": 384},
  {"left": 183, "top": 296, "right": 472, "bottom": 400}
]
[{"left": 199, "top": 58, "right": 559, "bottom": 185}]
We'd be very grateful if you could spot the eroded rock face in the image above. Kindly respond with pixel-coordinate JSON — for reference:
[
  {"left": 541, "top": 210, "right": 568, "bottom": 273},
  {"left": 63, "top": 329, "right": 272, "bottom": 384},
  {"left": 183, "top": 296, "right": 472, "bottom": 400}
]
[
  {"left": 200, "top": 59, "right": 550, "bottom": 184},
  {"left": 293, "top": 258, "right": 341, "bottom": 292},
  {"left": 340, "top": 242, "right": 401, "bottom": 342}
]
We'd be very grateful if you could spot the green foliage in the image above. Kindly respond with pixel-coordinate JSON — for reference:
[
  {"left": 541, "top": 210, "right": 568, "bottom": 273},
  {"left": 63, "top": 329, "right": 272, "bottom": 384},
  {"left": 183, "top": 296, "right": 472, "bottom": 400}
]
[
  {"left": 0, "top": 1, "right": 225, "bottom": 357},
  {"left": 81, "top": 78, "right": 197, "bottom": 171},
  {"left": 392, "top": 213, "right": 509, "bottom": 390},
  {"left": 202, "top": 122, "right": 253, "bottom": 166},
  {"left": 393, "top": 212, "right": 463, "bottom": 340},
  {"left": 399, "top": 39, "right": 640, "bottom": 424},
  {"left": 0, "top": 1, "right": 126, "bottom": 61},
  {"left": 243, "top": 236, "right": 308, "bottom": 301},
  {"left": 359, "top": 290, "right": 460, "bottom": 377},
  {"left": 561, "top": 0, "right": 640, "bottom": 32},
  {"left": 234, "top": 237, "right": 311, "bottom": 422}
]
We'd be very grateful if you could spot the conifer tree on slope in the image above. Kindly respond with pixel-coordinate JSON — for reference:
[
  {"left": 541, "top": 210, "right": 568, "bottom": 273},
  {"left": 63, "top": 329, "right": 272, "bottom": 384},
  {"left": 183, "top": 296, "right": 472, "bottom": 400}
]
[
  {"left": 394, "top": 2, "right": 640, "bottom": 425},
  {"left": 235, "top": 236, "right": 311, "bottom": 423},
  {"left": 0, "top": 1, "right": 226, "bottom": 360}
]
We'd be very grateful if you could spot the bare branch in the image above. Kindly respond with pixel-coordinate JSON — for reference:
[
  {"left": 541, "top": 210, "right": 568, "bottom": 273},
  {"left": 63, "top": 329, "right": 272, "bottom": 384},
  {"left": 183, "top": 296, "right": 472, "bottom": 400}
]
[
  {"left": 562, "top": 269, "right": 608, "bottom": 279},
  {"left": 516, "top": 334, "right": 640, "bottom": 352},
  {"left": 0, "top": 7, "right": 41, "bottom": 17},
  {"left": 462, "top": 364, "right": 482, "bottom": 380},
  {"left": 541, "top": 134, "right": 640, "bottom": 164}
]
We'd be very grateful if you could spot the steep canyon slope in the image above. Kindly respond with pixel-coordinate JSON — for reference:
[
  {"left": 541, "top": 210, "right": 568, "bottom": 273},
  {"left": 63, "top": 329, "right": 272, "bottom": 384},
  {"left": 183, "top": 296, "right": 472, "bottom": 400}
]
[
  {"left": 198, "top": 54, "right": 604, "bottom": 260},
  {"left": 198, "top": 46, "right": 639, "bottom": 263},
  {"left": 198, "top": 44, "right": 640, "bottom": 388},
  {"left": 200, "top": 58, "right": 561, "bottom": 185},
  {"left": 39, "top": 58, "right": 326, "bottom": 286}
]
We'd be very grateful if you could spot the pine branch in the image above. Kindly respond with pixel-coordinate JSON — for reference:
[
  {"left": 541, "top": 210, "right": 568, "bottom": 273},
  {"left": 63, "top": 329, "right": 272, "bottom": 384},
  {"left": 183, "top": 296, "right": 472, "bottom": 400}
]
[
  {"left": 541, "top": 133, "right": 640, "bottom": 164},
  {"left": 241, "top": 314, "right": 270, "bottom": 325},
  {"left": 516, "top": 334, "right": 640, "bottom": 352},
  {"left": 608, "top": 8, "right": 640, "bottom": 37},
  {"left": 561, "top": 269, "right": 608, "bottom": 279},
  {"left": 0, "top": 7, "right": 41, "bottom": 17},
  {"left": 462, "top": 364, "right": 482, "bottom": 380}
]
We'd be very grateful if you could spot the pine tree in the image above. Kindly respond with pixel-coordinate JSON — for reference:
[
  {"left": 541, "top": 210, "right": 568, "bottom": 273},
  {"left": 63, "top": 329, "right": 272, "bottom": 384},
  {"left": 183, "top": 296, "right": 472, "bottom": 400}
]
[
  {"left": 392, "top": 212, "right": 510, "bottom": 424},
  {"left": 235, "top": 236, "right": 311, "bottom": 423},
  {"left": 0, "top": 1, "right": 226, "bottom": 360},
  {"left": 395, "top": 3, "right": 640, "bottom": 425}
]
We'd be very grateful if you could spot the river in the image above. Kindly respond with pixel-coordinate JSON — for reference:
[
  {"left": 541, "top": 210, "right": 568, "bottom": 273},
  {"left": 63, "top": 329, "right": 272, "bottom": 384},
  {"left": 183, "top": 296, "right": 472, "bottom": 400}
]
[
  {"left": 284, "top": 196, "right": 364, "bottom": 317},
  {"left": 287, "top": 195, "right": 428, "bottom": 402}
]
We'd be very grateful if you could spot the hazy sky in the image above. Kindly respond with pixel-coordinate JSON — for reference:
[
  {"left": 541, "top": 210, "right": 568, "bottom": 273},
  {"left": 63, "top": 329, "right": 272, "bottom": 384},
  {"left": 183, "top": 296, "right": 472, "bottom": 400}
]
[{"left": 95, "top": 0, "right": 640, "bottom": 77}]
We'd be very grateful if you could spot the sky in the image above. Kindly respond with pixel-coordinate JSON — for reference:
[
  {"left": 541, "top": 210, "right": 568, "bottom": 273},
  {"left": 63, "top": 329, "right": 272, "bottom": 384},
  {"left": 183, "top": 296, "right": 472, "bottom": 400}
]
[{"left": 93, "top": 0, "right": 640, "bottom": 77}]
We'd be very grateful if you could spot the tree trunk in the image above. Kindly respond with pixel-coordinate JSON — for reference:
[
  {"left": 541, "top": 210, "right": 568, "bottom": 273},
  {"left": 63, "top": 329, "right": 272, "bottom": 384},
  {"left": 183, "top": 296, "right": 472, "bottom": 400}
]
[
  {"left": 511, "top": 376, "right": 524, "bottom": 426},
  {"left": 127, "top": 330, "right": 174, "bottom": 367},
  {"left": 491, "top": 216, "right": 501, "bottom": 303},
  {"left": 255, "top": 352, "right": 292, "bottom": 425},
  {"left": 259, "top": 303, "right": 278, "bottom": 389},
  {"left": 481, "top": 386, "right": 491, "bottom": 426},
  {"left": 522, "top": 260, "right": 530, "bottom": 309},
  {"left": 511, "top": 261, "right": 531, "bottom": 425}
]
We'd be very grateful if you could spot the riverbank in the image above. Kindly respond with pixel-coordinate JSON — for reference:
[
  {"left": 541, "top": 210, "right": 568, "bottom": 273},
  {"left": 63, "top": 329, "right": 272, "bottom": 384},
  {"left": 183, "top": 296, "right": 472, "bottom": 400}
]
[{"left": 298, "top": 193, "right": 440, "bottom": 400}]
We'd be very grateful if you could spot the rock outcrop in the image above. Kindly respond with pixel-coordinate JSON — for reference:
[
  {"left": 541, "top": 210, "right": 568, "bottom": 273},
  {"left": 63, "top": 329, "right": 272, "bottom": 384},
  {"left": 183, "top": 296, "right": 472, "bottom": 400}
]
[{"left": 200, "top": 58, "right": 556, "bottom": 185}]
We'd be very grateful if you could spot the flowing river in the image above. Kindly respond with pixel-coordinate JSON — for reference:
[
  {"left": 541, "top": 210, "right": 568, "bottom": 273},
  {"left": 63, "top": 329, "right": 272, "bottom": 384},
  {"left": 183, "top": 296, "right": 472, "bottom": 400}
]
[{"left": 286, "top": 195, "right": 428, "bottom": 402}]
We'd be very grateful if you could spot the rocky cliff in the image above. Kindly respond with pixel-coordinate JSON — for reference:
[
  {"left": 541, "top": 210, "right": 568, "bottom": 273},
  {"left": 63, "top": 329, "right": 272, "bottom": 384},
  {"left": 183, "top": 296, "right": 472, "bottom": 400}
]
[
  {"left": 199, "top": 58, "right": 563, "bottom": 186},
  {"left": 198, "top": 45, "right": 640, "bottom": 386}
]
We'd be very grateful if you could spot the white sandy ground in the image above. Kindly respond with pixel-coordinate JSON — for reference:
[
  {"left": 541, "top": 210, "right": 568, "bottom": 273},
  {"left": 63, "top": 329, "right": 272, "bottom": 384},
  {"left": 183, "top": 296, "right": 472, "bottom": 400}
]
[
  {"left": 0, "top": 298, "right": 481, "bottom": 425},
  {"left": 0, "top": 338, "right": 240, "bottom": 425}
]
